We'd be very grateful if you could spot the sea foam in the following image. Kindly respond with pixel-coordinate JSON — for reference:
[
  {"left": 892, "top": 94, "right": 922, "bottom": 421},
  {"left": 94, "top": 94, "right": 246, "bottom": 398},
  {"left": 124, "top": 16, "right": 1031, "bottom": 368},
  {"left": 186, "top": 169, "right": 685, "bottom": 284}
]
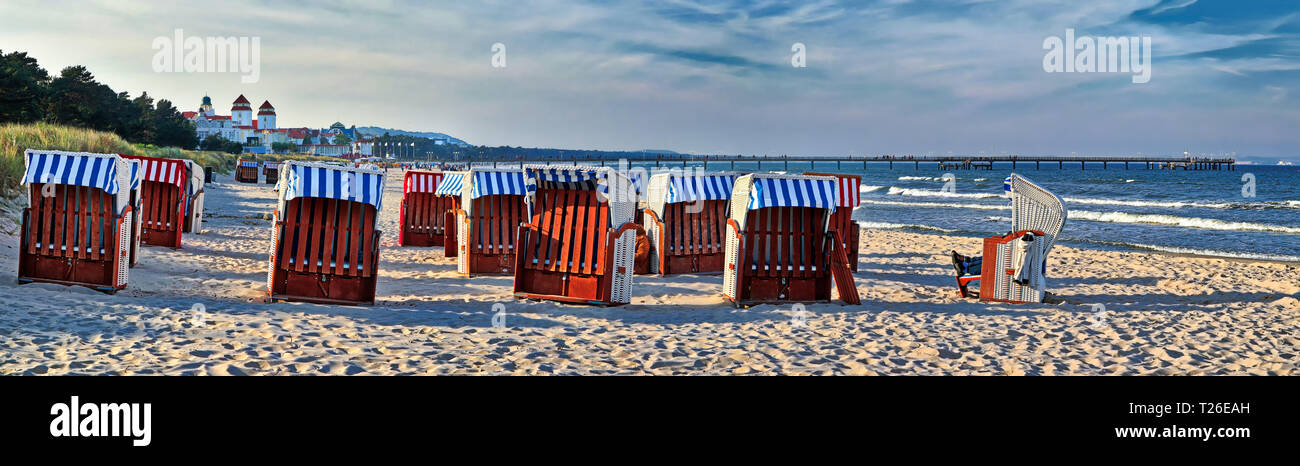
[{"left": 1069, "top": 210, "right": 1300, "bottom": 234}]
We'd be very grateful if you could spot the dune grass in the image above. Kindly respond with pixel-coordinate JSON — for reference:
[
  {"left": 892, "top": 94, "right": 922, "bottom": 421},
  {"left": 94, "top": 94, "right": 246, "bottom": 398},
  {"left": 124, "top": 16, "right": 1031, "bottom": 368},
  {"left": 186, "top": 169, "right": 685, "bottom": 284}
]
[{"left": 1, "top": 123, "right": 339, "bottom": 198}]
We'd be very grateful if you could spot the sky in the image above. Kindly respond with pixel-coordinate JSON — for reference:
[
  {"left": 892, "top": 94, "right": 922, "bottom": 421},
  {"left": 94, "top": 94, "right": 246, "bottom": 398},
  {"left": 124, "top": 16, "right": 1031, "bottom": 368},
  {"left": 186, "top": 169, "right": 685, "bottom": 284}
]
[{"left": 1, "top": 0, "right": 1298, "bottom": 161}]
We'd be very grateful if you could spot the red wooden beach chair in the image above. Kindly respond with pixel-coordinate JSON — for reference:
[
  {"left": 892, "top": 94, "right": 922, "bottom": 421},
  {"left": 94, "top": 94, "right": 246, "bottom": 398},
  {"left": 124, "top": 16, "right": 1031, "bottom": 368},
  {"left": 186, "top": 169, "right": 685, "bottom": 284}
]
[
  {"left": 643, "top": 171, "right": 736, "bottom": 274},
  {"left": 804, "top": 172, "right": 862, "bottom": 272},
  {"left": 722, "top": 173, "right": 860, "bottom": 307},
  {"left": 398, "top": 170, "right": 460, "bottom": 247},
  {"left": 18, "top": 150, "right": 133, "bottom": 293},
  {"left": 266, "top": 162, "right": 386, "bottom": 305},
  {"left": 513, "top": 165, "right": 638, "bottom": 305},
  {"left": 451, "top": 169, "right": 528, "bottom": 275},
  {"left": 235, "top": 159, "right": 260, "bottom": 183},
  {"left": 120, "top": 154, "right": 191, "bottom": 249},
  {"left": 263, "top": 161, "right": 282, "bottom": 184}
]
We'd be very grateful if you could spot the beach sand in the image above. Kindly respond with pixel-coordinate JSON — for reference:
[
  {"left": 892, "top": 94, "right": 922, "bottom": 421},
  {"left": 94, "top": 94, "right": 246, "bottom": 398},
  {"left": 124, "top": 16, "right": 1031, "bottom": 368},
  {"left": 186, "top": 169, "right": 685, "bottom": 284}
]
[{"left": 1, "top": 170, "right": 1297, "bottom": 375}]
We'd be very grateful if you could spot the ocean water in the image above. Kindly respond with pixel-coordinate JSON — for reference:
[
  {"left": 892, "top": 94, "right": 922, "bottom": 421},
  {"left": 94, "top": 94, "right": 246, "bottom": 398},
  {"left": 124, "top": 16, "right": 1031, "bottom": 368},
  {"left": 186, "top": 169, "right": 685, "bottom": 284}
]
[{"left": 681, "top": 161, "right": 1300, "bottom": 262}]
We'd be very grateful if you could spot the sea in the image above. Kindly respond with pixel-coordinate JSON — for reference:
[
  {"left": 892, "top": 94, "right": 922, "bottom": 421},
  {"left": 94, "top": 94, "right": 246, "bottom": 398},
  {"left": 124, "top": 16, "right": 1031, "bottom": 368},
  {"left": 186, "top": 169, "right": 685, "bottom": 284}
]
[{"left": 624, "top": 160, "right": 1300, "bottom": 263}]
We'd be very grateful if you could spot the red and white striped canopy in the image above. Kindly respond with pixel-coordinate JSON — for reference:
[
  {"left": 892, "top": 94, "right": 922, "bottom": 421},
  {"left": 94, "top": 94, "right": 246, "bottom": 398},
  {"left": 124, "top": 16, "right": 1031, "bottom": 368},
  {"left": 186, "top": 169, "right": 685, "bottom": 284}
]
[
  {"left": 121, "top": 155, "right": 187, "bottom": 189},
  {"left": 403, "top": 170, "right": 443, "bottom": 194},
  {"left": 835, "top": 175, "right": 860, "bottom": 208}
]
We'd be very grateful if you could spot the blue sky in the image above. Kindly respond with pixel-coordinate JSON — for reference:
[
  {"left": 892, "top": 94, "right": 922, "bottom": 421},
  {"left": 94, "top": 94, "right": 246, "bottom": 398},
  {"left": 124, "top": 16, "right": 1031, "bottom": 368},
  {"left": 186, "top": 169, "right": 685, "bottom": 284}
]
[{"left": 1, "top": 0, "right": 1297, "bottom": 161}]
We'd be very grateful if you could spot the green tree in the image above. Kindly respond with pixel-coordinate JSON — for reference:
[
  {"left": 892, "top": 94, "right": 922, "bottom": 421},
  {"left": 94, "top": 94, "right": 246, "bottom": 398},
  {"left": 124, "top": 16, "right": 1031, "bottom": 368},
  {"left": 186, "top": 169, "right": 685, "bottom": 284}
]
[
  {"left": 332, "top": 133, "right": 352, "bottom": 145},
  {"left": 151, "top": 99, "right": 197, "bottom": 148},
  {"left": 200, "top": 134, "right": 242, "bottom": 154},
  {"left": 126, "top": 92, "right": 157, "bottom": 143},
  {"left": 0, "top": 50, "right": 51, "bottom": 123},
  {"left": 44, "top": 66, "right": 120, "bottom": 131},
  {"left": 271, "top": 141, "right": 297, "bottom": 153}
]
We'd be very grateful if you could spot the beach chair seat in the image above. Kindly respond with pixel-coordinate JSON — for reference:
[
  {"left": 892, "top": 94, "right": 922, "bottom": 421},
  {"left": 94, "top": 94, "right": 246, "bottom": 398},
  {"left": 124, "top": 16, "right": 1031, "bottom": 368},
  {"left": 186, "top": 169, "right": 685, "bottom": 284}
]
[
  {"left": 235, "top": 159, "right": 260, "bottom": 183},
  {"left": 956, "top": 174, "right": 1066, "bottom": 303},
  {"left": 398, "top": 170, "right": 460, "bottom": 247},
  {"left": 18, "top": 150, "right": 132, "bottom": 293},
  {"left": 643, "top": 172, "right": 736, "bottom": 275},
  {"left": 452, "top": 169, "right": 528, "bottom": 275},
  {"left": 804, "top": 172, "right": 862, "bottom": 272},
  {"left": 722, "top": 173, "right": 859, "bottom": 306},
  {"left": 513, "top": 166, "right": 638, "bottom": 305},
  {"left": 267, "top": 162, "right": 385, "bottom": 305}
]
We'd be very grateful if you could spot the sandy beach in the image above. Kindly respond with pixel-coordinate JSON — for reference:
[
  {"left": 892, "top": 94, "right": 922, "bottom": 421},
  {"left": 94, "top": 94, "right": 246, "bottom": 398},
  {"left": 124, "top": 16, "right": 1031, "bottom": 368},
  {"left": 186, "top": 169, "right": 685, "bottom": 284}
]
[{"left": 1, "top": 170, "right": 1297, "bottom": 376}]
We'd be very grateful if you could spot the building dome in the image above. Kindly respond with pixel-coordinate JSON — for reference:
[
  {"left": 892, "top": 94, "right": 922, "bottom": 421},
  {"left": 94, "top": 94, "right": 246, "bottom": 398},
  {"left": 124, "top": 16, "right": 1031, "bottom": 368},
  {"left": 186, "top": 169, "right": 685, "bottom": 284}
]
[{"left": 201, "top": 95, "right": 212, "bottom": 106}]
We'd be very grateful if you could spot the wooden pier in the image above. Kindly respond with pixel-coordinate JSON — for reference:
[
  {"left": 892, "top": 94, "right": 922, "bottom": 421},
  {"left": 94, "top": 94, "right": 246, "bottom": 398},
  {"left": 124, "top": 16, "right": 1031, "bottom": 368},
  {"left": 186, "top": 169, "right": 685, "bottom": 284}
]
[{"left": 431, "top": 153, "right": 1236, "bottom": 171}]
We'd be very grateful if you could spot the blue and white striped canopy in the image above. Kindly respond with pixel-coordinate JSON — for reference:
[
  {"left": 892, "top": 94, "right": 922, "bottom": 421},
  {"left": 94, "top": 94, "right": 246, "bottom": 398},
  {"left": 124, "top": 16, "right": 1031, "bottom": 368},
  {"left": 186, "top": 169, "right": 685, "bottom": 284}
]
[
  {"left": 434, "top": 171, "right": 466, "bottom": 196},
  {"left": 281, "top": 163, "right": 386, "bottom": 210},
  {"left": 128, "top": 159, "right": 141, "bottom": 191},
  {"left": 1004, "top": 175, "right": 1013, "bottom": 198},
  {"left": 470, "top": 170, "right": 526, "bottom": 199},
  {"left": 627, "top": 169, "right": 649, "bottom": 195},
  {"left": 666, "top": 174, "right": 735, "bottom": 203},
  {"left": 22, "top": 150, "right": 121, "bottom": 195},
  {"left": 239, "top": 160, "right": 259, "bottom": 168},
  {"left": 746, "top": 177, "right": 839, "bottom": 212},
  {"left": 523, "top": 166, "right": 609, "bottom": 199}
]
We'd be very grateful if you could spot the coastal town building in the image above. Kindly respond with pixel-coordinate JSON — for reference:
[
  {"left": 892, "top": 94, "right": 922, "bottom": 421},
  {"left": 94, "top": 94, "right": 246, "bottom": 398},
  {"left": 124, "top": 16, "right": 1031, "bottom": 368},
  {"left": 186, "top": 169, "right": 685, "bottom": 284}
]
[{"left": 185, "top": 96, "right": 369, "bottom": 156}]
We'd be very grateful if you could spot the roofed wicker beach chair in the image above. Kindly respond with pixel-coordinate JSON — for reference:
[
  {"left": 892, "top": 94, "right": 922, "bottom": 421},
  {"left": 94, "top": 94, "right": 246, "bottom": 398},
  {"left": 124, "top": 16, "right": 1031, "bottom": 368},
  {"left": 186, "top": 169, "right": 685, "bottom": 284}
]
[
  {"left": 513, "top": 165, "right": 638, "bottom": 305},
  {"left": 120, "top": 154, "right": 195, "bottom": 249},
  {"left": 804, "top": 172, "right": 863, "bottom": 272},
  {"left": 182, "top": 159, "right": 205, "bottom": 235},
  {"left": 722, "top": 173, "right": 860, "bottom": 307},
  {"left": 430, "top": 171, "right": 466, "bottom": 256},
  {"left": 266, "top": 162, "right": 385, "bottom": 305},
  {"left": 643, "top": 171, "right": 736, "bottom": 275},
  {"left": 18, "top": 150, "right": 133, "bottom": 293},
  {"left": 263, "top": 161, "right": 283, "bottom": 184},
  {"left": 125, "top": 159, "right": 143, "bottom": 267},
  {"left": 398, "top": 170, "right": 459, "bottom": 248},
  {"left": 954, "top": 173, "right": 1067, "bottom": 303},
  {"left": 235, "top": 159, "right": 260, "bottom": 183},
  {"left": 451, "top": 168, "right": 528, "bottom": 275}
]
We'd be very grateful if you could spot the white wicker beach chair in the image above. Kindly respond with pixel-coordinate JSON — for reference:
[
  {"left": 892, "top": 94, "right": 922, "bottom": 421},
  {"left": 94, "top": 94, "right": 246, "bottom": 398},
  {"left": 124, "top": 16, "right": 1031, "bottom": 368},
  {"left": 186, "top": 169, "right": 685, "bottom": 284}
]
[
  {"left": 957, "top": 173, "right": 1067, "bottom": 303},
  {"left": 183, "top": 160, "right": 205, "bottom": 235}
]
